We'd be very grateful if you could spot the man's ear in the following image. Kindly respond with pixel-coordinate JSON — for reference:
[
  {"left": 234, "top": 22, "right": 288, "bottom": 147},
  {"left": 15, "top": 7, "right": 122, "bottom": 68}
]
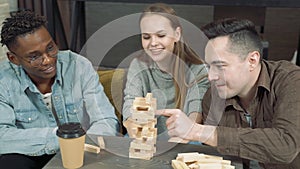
[
  {"left": 174, "top": 27, "right": 181, "bottom": 42},
  {"left": 248, "top": 51, "right": 260, "bottom": 71},
  {"left": 7, "top": 52, "right": 20, "bottom": 65}
]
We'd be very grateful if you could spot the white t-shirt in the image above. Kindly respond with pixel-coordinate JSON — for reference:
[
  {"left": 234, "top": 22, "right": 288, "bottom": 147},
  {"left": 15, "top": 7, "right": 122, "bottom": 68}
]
[{"left": 42, "top": 92, "right": 52, "bottom": 112}]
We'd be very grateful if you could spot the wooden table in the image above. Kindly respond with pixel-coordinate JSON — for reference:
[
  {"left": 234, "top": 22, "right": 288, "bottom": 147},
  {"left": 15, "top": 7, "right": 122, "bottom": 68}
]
[{"left": 43, "top": 135, "right": 243, "bottom": 169}]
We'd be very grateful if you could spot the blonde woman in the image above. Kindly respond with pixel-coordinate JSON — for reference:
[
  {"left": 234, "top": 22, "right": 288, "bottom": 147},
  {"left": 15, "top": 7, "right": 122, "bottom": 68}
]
[{"left": 122, "top": 3, "right": 209, "bottom": 139}]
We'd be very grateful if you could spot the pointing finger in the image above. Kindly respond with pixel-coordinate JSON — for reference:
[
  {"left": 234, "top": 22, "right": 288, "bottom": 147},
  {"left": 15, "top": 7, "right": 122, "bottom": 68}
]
[{"left": 156, "top": 109, "right": 172, "bottom": 116}]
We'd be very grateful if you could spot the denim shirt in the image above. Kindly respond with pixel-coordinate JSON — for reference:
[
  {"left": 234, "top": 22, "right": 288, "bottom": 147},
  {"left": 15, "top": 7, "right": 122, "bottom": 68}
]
[{"left": 0, "top": 50, "right": 119, "bottom": 156}]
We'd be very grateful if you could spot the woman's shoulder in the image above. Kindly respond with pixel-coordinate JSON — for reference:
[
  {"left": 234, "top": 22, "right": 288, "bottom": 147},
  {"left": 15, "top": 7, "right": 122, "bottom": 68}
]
[
  {"left": 189, "top": 63, "right": 208, "bottom": 75},
  {"left": 186, "top": 63, "right": 209, "bottom": 85}
]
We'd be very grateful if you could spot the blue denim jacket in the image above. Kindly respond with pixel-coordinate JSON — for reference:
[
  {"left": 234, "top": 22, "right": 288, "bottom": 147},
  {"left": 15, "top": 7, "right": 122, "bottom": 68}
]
[{"left": 0, "top": 50, "right": 120, "bottom": 156}]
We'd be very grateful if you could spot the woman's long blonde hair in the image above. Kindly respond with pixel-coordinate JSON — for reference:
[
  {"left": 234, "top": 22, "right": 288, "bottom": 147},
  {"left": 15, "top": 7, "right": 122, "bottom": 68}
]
[{"left": 139, "top": 3, "right": 206, "bottom": 109}]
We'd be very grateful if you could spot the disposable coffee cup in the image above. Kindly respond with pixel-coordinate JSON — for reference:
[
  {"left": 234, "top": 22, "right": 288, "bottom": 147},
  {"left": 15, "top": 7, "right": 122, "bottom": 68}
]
[{"left": 56, "top": 122, "right": 86, "bottom": 169}]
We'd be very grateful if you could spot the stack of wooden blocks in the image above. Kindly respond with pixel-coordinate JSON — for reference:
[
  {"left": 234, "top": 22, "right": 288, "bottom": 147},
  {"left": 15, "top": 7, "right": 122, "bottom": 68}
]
[
  {"left": 129, "top": 93, "right": 157, "bottom": 160},
  {"left": 172, "top": 152, "right": 235, "bottom": 169}
]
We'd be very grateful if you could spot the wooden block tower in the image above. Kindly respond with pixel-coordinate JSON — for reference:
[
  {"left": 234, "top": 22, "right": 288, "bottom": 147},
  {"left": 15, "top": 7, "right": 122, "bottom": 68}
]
[{"left": 129, "top": 93, "right": 157, "bottom": 160}]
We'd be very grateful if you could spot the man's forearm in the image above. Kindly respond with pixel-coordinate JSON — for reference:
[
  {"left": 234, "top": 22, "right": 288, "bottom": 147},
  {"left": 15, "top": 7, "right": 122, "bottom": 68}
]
[{"left": 190, "top": 124, "right": 217, "bottom": 146}]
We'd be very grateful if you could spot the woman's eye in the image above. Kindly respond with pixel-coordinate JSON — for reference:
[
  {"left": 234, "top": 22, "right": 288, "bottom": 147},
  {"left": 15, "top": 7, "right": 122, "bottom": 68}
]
[{"left": 158, "top": 34, "right": 166, "bottom": 38}]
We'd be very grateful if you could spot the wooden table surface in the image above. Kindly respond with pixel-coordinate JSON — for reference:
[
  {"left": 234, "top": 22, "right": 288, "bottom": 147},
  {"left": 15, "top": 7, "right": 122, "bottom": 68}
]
[{"left": 43, "top": 135, "right": 243, "bottom": 169}]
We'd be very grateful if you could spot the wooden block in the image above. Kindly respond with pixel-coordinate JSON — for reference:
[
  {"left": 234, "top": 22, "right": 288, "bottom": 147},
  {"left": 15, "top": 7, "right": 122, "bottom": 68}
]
[
  {"left": 141, "top": 126, "right": 149, "bottom": 136},
  {"left": 188, "top": 162, "right": 200, "bottom": 169},
  {"left": 132, "top": 111, "right": 155, "bottom": 122},
  {"left": 198, "top": 163, "right": 235, "bottom": 169},
  {"left": 129, "top": 148, "right": 155, "bottom": 154},
  {"left": 145, "top": 93, "right": 152, "bottom": 100},
  {"left": 198, "top": 163, "right": 222, "bottom": 169},
  {"left": 147, "top": 127, "right": 157, "bottom": 137},
  {"left": 145, "top": 93, "right": 157, "bottom": 108},
  {"left": 221, "top": 160, "right": 232, "bottom": 165},
  {"left": 129, "top": 149, "right": 154, "bottom": 160},
  {"left": 129, "top": 148, "right": 156, "bottom": 155},
  {"left": 134, "top": 138, "right": 156, "bottom": 147},
  {"left": 133, "top": 99, "right": 149, "bottom": 109},
  {"left": 127, "top": 115, "right": 157, "bottom": 126},
  {"left": 171, "top": 160, "right": 190, "bottom": 169},
  {"left": 185, "top": 163, "right": 235, "bottom": 169},
  {"left": 171, "top": 160, "right": 180, "bottom": 169},
  {"left": 176, "top": 152, "right": 202, "bottom": 163},
  {"left": 132, "top": 93, "right": 157, "bottom": 114},
  {"left": 222, "top": 165, "right": 235, "bottom": 169},
  {"left": 130, "top": 141, "right": 155, "bottom": 151},
  {"left": 150, "top": 99, "right": 157, "bottom": 110},
  {"left": 84, "top": 143, "right": 100, "bottom": 154},
  {"left": 135, "top": 129, "right": 157, "bottom": 143},
  {"left": 135, "top": 127, "right": 157, "bottom": 139},
  {"left": 97, "top": 136, "right": 105, "bottom": 149},
  {"left": 203, "top": 154, "right": 223, "bottom": 160},
  {"left": 171, "top": 160, "right": 184, "bottom": 169},
  {"left": 129, "top": 153, "right": 153, "bottom": 160},
  {"left": 168, "top": 137, "right": 190, "bottom": 144},
  {"left": 197, "top": 159, "right": 231, "bottom": 165},
  {"left": 134, "top": 118, "right": 157, "bottom": 127},
  {"left": 147, "top": 119, "right": 157, "bottom": 127}
]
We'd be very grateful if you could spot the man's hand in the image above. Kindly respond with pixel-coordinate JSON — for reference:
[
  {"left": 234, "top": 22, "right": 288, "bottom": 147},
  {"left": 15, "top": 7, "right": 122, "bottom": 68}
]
[
  {"left": 156, "top": 109, "right": 197, "bottom": 140},
  {"left": 156, "top": 109, "right": 218, "bottom": 146}
]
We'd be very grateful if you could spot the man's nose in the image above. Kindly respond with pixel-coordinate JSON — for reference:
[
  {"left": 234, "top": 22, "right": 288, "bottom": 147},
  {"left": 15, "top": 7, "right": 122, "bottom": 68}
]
[
  {"left": 208, "top": 68, "right": 219, "bottom": 82},
  {"left": 41, "top": 53, "right": 52, "bottom": 65}
]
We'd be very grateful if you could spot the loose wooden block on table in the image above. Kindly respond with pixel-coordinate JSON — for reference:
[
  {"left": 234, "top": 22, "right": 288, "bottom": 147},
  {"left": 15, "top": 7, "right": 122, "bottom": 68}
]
[
  {"left": 97, "top": 136, "right": 105, "bottom": 149},
  {"left": 172, "top": 152, "right": 235, "bottom": 169},
  {"left": 84, "top": 144, "right": 100, "bottom": 154}
]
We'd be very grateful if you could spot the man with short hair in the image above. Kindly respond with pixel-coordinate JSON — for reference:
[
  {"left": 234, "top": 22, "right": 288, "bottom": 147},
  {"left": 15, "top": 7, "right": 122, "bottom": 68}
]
[
  {"left": 158, "top": 18, "right": 300, "bottom": 168},
  {"left": 0, "top": 10, "right": 119, "bottom": 169}
]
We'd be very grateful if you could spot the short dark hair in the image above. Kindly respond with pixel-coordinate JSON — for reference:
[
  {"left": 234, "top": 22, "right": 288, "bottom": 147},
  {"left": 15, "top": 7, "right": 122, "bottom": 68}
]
[
  {"left": 0, "top": 10, "right": 47, "bottom": 49},
  {"left": 201, "top": 18, "right": 263, "bottom": 60}
]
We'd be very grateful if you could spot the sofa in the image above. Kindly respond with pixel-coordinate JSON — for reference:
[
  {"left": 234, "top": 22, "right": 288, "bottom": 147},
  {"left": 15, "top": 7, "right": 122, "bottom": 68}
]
[{"left": 97, "top": 69, "right": 127, "bottom": 134}]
